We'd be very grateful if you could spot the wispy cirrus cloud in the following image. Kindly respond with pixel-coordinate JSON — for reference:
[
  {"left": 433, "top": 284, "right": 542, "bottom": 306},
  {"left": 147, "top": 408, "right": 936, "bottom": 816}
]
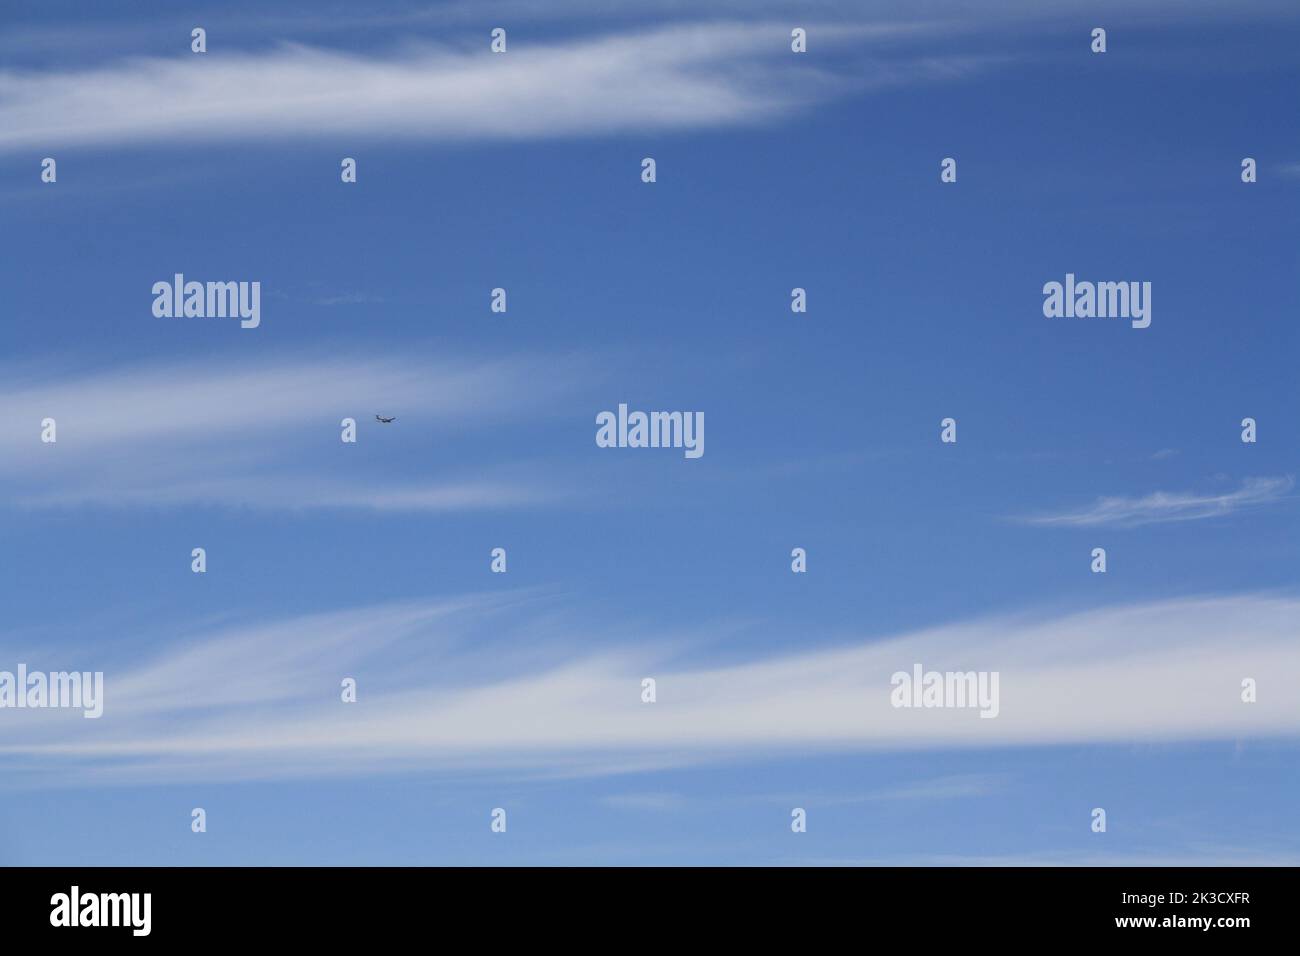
[
  {"left": 10, "top": 4, "right": 1290, "bottom": 153},
  {"left": 599, "top": 792, "right": 688, "bottom": 812},
  {"left": 1019, "top": 476, "right": 1294, "bottom": 528},
  {"left": 6, "top": 0, "right": 1293, "bottom": 62},
  {"left": 0, "top": 352, "right": 591, "bottom": 512},
  {"left": 3, "top": 592, "right": 1297, "bottom": 787},
  {"left": 861, "top": 773, "right": 1007, "bottom": 802},
  {"left": 0, "top": 22, "right": 995, "bottom": 153}
]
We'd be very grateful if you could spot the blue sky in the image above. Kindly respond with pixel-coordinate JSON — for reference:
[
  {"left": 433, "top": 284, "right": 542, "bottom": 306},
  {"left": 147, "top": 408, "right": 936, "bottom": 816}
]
[{"left": 1, "top": 0, "right": 1298, "bottom": 864}]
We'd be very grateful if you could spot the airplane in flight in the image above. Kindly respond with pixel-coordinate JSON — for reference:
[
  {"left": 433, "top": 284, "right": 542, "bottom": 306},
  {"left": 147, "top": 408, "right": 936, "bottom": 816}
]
[{"left": 375, "top": 415, "right": 396, "bottom": 424}]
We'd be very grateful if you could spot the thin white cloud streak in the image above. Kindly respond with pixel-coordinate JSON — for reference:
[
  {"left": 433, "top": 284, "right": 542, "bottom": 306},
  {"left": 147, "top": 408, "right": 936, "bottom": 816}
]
[
  {"left": 600, "top": 792, "right": 688, "bottom": 812},
  {"left": 2, "top": 592, "right": 1298, "bottom": 786},
  {"left": 5, "top": 0, "right": 1292, "bottom": 60},
  {"left": 21, "top": 3, "right": 1288, "bottom": 153},
  {"left": 0, "top": 354, "right": 569, "bottom": 451},
  {"left": 744, "top": 773, "right": 1007, "bottom": 808},
  {"left": 0, "top": 23, "right": 988, "bottom": 153},
  {"left": 15, "top": 476, "right": 553, "bottom": 512},
  {"left": 1020, "top": 476, "right": 1294, "bottom": 528},
  {"left": 862, "top": 773, "right": 1006, "bottom": 802},
  {"left": 0, "top": 353, "right": 586, "bottom": 511}
]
